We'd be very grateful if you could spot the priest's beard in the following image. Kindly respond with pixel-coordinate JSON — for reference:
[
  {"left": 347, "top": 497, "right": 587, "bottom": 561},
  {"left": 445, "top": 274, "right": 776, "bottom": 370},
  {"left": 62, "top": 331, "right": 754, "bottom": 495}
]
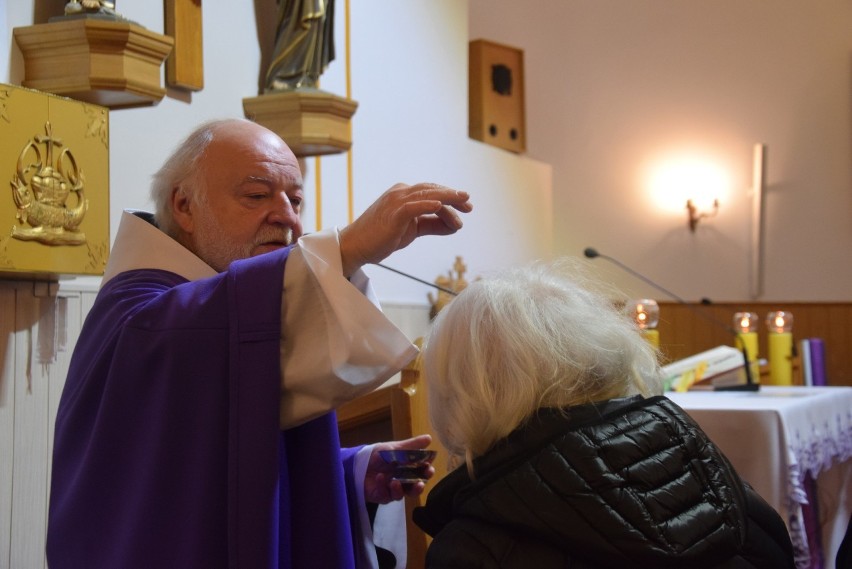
[{"left": 193, "top": 212, "right": 293, "bottom": 272}]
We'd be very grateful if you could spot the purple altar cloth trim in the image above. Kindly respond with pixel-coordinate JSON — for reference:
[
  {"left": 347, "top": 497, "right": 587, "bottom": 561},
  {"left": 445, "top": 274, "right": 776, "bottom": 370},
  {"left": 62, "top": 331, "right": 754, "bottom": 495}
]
[{"left": 786, "top": 407, "right": 852, "bottom": 569}]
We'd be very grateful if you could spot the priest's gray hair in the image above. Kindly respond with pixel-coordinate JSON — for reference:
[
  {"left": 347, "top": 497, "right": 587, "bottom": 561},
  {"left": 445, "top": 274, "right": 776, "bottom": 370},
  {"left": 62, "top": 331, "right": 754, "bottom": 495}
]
[
  {"left": 422, "top": 258, "right": 664, "bottom": 476},
  {"left": 150, "top": 118, "right": 253, "bottom": 237}
]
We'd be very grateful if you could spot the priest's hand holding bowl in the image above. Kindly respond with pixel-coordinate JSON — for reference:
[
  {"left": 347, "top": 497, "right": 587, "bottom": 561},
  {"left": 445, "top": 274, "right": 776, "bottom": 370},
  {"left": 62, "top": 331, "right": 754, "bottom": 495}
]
[{"left": 364, "top": 434, "right": 437, "bottom": 503}]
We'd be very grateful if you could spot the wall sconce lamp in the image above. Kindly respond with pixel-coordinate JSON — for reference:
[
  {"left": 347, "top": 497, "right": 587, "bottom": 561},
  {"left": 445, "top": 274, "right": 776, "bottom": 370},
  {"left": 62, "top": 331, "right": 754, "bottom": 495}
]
[{"left": 686, "top": 199, "right": 719, "bottom": 232}]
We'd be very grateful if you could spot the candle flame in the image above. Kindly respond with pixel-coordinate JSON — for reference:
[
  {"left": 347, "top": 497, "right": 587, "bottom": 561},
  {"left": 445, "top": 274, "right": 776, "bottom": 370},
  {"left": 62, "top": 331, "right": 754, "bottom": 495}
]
[{"left": 767, "top": 311, "right": 793, "bottom": 333}]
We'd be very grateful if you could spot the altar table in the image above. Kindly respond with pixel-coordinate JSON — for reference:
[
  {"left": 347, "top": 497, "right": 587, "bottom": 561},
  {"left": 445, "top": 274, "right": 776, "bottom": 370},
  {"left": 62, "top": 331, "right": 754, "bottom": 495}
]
[{"left": 667, "top": 386, "right": 852, "bottom": 569}]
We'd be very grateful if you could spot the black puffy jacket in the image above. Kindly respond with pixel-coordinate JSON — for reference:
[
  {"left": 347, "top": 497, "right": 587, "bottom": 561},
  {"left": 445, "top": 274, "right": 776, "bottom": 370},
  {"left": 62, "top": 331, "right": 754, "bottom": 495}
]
[{"left": 413, "top": 396, "right": 795, "bottom": 568}]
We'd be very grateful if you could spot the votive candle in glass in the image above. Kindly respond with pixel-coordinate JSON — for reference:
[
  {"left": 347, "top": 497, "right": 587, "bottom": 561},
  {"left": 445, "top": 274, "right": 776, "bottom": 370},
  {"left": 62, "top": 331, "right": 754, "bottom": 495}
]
[
  {"left": 766, "top": 311, "right": 793, "bottom": 385},
  {"left": 629, "top": 299, "right": 660, "bottom": 349}
]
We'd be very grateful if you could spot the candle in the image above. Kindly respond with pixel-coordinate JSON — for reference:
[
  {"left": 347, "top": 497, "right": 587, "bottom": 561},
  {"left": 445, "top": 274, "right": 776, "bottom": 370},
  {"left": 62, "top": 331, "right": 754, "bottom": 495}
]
[
  {"left": 641, "top": 329, "right": 660, "bottom": 349},
  {"left": 766, "top": 311, "right": 793, "bottom": 385},
  {"left": 733, "top": 312, "right": 760, "bottom": 382},
  {"left": 628, "top": 299, "right": 660, "bottom": 349}
]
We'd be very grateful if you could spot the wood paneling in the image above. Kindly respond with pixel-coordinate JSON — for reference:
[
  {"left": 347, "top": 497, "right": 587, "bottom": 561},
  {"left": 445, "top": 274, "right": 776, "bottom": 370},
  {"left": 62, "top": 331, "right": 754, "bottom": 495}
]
[{"left": 656, "top": 302, "right": 852, "bottom": 386}]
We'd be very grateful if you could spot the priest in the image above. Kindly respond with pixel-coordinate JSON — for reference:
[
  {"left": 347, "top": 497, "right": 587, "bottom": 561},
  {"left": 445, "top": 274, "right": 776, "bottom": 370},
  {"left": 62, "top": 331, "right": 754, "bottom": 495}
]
[{"left": 46, "top": 118, "right": 472, "bottom": 568}]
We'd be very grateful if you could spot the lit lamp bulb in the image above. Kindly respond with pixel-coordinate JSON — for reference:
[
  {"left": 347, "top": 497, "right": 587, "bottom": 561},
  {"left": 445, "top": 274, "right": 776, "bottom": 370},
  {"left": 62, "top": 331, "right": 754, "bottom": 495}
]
[
  {"left": 733, "top": 312, "right": 760, "bottom": 383},
  {"left": 629, "top": 299, "right": 660, "bottom": 349},
  {"left": 766, "top": 311, "right": 794, "bottom": 385}
]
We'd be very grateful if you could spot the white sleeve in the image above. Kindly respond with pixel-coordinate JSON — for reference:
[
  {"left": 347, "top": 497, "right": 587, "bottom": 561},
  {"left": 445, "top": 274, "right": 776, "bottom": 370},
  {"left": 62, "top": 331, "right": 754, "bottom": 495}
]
[{"left": 279, "top": 228, "right": 419, "bottom": 429}]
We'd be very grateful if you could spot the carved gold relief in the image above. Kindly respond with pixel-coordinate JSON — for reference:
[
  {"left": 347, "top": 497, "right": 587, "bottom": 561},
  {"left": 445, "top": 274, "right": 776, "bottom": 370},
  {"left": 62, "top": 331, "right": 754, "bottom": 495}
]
[
  {"left": 1, "top": 82, "right": 109, "bottom": 278},
  {"left": 85, "top": 240, "right": 108, "bottom": 271},
  {"left": 10, "top": 122, "right": 89, "bottom": 246},
  {"left": 84, "top": 106, "right": 109, "bottom": 148}
]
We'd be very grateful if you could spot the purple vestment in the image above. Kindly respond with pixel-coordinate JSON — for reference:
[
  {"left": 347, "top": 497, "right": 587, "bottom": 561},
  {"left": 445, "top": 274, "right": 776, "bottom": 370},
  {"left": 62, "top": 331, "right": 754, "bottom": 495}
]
[{"left": 47, "top": 249, "right": 363, "bottom": 568}]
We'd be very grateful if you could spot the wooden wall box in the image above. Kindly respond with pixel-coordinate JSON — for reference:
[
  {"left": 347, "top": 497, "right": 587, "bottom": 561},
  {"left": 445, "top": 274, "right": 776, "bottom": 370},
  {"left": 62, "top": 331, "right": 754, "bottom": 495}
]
[
  {"left": 13, "top": 18, "right": 174, "bottom": 109},
  {"left": 469, "top": 39, "right": 526, "bottom": 153},
  {"left": 243, "top": 90, "right": 358, "bottom": 158},
  {"left": 0, "top": 83, "right": 110, "bottom": 279}
]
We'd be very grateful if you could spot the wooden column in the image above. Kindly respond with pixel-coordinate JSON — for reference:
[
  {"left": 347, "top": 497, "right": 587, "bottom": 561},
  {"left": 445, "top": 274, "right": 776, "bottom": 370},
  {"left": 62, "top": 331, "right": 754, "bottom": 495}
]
[{"left": 165, "top": 0, "right": 204, "bottom": 91}]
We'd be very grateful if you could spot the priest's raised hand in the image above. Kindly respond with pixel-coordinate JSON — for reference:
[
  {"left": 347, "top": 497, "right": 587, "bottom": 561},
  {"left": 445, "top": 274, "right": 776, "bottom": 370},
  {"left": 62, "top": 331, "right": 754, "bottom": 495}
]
[{"left": 340, "top": 182, "right": 473, "bottom": 278}]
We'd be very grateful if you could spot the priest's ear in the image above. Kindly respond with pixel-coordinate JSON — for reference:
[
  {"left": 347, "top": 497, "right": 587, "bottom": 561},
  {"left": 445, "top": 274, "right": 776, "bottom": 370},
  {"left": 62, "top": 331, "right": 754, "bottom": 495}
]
[{"left": 171, "top": 185, "right": 196, "bottom": 235}]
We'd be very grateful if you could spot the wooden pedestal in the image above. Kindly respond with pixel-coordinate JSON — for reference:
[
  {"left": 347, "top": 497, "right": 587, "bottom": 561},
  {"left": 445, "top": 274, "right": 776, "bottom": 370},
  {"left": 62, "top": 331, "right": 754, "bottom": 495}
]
[
  {"left": 13, "top": 18, "right": 174, "bottom": 109},
  {"left": 242, "top": 90, "right": 358, "bottom": 158}
]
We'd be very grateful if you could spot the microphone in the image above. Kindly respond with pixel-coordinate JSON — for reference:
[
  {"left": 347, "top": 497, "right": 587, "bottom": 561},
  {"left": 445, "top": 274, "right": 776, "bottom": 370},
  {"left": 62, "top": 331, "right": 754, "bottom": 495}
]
[
  {"left": 584, "top": 246, "right": 758, "bottom": 391},
  {"left": 375, "top": 263, "right": 459, "bottom": 296}
]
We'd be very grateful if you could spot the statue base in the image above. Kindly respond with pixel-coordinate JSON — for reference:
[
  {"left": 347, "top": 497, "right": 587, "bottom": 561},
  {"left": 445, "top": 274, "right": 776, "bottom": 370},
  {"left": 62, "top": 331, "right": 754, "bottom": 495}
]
[
  {"left": 13, "top": 19, "right": 173, "bottom": 109},
  {"left": 242, "top": 90, "right": 358, "bottom": 158}
]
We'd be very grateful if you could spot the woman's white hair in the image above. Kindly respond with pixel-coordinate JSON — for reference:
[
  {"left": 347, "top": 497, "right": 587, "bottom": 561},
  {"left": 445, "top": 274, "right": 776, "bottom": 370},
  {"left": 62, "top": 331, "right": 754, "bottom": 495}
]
[
  {"left": 150, "top": 118, "right": 253, "bottom": 237},
  {"left": 422, "top": 258, "right": 664, "bottom": 475}
]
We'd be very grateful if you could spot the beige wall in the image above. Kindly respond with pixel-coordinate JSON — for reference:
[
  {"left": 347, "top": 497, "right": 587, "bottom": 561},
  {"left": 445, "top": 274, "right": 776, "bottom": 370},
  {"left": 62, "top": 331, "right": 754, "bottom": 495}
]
[{"left": 471, "top": 1, "right": 852, "bottom": 302}]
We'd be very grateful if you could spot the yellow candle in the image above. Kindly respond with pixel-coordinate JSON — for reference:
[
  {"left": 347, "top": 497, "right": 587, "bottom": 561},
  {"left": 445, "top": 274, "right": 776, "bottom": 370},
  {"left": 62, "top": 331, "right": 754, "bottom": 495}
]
[
  {"left": 641, "top": 329, "right": 660, "bottom": 349},
  {"left": 735, "top": 331, "right": 760, "bottom": 383},
  {"left": 768, "top": 332, "right": 793, "bottom": 385}
]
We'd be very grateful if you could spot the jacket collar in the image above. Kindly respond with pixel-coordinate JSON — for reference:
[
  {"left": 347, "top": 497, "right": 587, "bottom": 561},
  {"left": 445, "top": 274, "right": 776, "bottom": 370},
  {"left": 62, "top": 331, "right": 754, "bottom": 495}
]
[{"left": 101, "top": 210, "right": 217, "bottom": 287}]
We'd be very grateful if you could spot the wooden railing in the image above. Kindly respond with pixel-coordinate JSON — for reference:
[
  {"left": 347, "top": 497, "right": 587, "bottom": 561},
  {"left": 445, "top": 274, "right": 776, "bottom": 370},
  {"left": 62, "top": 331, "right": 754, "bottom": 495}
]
[{"left": 656, "top": 302, "right": 852, "bottom": 387}]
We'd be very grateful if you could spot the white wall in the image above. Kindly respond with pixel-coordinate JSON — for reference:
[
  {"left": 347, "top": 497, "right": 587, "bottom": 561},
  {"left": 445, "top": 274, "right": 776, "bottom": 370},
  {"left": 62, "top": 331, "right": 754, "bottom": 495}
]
[
  {"left": 3, "top": 0, "right": 553, "bottom": 305},
  {"left": 470, "top": 0, "right": 852, "bottom": 302},
  {"left": 0, "top": 280, "right": 96, "bottom": 569},
  {"left": 6, "top": 3, "right": 852, "bottom": 304}
]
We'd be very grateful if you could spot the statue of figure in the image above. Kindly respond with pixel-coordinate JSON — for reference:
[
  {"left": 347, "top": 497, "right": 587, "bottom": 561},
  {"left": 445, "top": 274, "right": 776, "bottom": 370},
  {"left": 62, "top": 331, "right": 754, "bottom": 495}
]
[
  {"left": 428, "top": 274, "right": 455, "bottom": 321},
  {"left": 452, "top": 256, "right": 469, "bottom": 292},
  {"left": 64, "top": 0, "right": 121, "bottom": 18},
  {"left": 427, "top": 257, "right": 472, "bottom": 320},
  {"left": 264, "top": 0, "right": 336, "bottom": 92}
]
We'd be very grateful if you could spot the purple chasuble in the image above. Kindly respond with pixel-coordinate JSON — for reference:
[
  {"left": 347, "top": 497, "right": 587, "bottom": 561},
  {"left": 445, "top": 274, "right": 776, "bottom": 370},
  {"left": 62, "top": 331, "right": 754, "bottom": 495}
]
[{"left": 47, "top": 249, "right": 361, "bottom": 568}]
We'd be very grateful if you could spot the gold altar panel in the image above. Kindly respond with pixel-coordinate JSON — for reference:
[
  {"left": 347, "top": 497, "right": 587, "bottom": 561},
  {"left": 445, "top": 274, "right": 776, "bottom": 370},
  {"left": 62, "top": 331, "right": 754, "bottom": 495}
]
[{"left": 0, "top": 83, "right": 110, "bottom": 280}]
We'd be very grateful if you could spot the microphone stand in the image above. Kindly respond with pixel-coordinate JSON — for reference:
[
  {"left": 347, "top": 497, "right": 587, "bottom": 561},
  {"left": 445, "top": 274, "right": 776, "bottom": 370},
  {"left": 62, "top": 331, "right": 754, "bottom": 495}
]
[
  {"left": 584, "top": 247, "right": 758, "bottom": 391},
  {"left": 375, "top": 263, "right": 459, "bottom": 296}
]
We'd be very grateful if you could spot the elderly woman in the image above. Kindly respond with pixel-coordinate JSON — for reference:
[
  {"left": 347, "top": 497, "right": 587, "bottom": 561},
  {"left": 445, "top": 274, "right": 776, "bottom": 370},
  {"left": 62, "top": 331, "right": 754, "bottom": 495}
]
[{"left": 413, "top": 259, "right": 794, "bottom": 568}]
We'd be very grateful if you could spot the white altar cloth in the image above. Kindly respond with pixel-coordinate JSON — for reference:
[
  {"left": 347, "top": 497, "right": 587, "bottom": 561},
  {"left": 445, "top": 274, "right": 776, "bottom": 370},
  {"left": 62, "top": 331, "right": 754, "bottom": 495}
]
[{"left": 667, "top": 386, "right": 852, "bottom": 569}]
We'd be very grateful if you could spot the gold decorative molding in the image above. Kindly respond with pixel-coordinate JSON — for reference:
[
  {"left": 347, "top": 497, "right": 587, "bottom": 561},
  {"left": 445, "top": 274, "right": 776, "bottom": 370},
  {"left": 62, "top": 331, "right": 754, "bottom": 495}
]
[
  {"left": 242, "top": 90, "right": 358, "bottom": 158},
  {"left": 13, "top": 18, "right": 174, "bottom": 110},
  {"left": 0, "top": 83, "right": 110, "bottom": 280}
]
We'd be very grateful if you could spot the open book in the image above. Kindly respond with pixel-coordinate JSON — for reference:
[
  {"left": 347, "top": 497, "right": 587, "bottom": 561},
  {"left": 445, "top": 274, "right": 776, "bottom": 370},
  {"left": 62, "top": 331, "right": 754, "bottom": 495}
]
[{"left": 662, "top": 345, "right": 749, "bottom": 391}]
